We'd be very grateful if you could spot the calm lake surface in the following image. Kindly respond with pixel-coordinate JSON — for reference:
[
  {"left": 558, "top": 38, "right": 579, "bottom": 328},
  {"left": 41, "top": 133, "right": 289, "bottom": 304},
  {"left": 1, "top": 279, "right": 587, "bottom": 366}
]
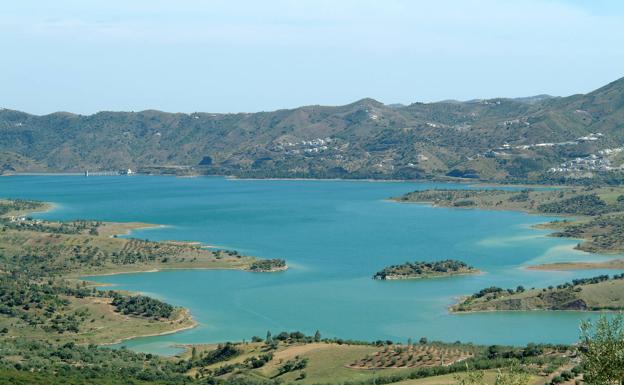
[{"left": 1, "top": 175, "right": 621, "bottom": 355}]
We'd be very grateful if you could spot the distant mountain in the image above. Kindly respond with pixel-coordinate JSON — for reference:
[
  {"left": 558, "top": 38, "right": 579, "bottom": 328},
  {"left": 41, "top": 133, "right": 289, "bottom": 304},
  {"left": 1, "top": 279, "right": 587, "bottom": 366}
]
[
  {"left": 511, "top": 94, "right": 557, "bottom": 105},
  {"left": 2, "top": 77, "right": 624, "bottom": 183}
]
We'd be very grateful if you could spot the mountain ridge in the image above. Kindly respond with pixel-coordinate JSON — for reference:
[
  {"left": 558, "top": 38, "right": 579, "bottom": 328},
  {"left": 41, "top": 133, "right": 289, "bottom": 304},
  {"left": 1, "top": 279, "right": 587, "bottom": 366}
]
[{"left": 2, "top": 76, "right": 624, "bottom": 183}]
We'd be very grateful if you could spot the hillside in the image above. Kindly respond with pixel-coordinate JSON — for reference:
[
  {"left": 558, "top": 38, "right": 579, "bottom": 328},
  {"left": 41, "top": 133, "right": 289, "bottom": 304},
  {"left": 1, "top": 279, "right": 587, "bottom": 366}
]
[
  {"left": 2, "top": 77, "right": 624, "bottom": 182},
  {"left": 452, "top": 274, "right": 624, "bottom": 312}
]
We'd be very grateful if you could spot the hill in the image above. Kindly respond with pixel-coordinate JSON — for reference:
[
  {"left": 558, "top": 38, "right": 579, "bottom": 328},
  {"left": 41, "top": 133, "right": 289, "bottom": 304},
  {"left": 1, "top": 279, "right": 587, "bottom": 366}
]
[
  {"left": 2, "top": 77, "right": 624, "bottom": 182},
  {"left": 452, "top": 274, "right": 624, "bottom": 312}
]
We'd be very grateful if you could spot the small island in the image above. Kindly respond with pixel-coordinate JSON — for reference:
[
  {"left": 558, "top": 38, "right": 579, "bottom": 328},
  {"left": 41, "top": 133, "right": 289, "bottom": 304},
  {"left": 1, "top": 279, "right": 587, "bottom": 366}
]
[
  {"left": 247, "top": 258, "right": 288, "bottom": 272},
  {"left": 451, "top": 274, "right": 624, "bottom": 312},
  {"left": 373, "top": 259, "right": 479, "bottom": 280}
]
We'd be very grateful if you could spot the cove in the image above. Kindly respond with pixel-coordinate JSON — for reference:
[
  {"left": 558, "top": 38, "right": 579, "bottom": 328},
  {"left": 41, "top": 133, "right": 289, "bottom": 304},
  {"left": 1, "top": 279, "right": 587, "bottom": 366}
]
[{"left": 1, "top": 175, "right": 621, "bottom": 355}]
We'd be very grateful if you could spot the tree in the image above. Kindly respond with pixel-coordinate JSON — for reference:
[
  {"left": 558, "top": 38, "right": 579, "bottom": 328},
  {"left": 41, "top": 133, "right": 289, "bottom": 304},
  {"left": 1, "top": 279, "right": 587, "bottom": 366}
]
[
  {"left": 454, "top": 365, "right": 486, "bottom": 385},
  {"left": 494, "top": 364, "right": 530, "bottom": 385},
  {"left": 580, "top": 314, "right": 624, "bottom": 385},
  {"left": 191, "top": 346, "right": 197, "bottom": 361},
  {"left": 314, "top": 330, "right": 321, "bottom": 342},
  {"left": 266, "top": 330, "right": 272, "bottom": 344}
]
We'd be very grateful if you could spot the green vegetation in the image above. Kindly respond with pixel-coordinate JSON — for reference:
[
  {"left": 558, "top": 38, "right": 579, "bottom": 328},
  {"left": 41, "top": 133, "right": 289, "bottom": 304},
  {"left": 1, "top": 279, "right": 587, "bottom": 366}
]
[
  {"left": 0, "top": 339, "right": 193, "bottom": 385},
  {"left": 177, "top": 332, "right": 570, "bottom": 385},
  {"left": 395, "top": 187, "right": 624, "bottom": 216},
  {"left": 0, "top": 200, "right": 277, "bottom": 277},
  {"left": 3, "top": 77, "right": 624, "bottom": 184},
  {"left": 537, "top": 194, "right": 612, "bottom": 216},
  {"left": 547, "top": 214, "right": 624, "bottom": 253},
  {"left": 110, "top": 293, "right": 174, "bottom": 320},
  {"left": 453, "top": 274, "right": 624, "bottom": 312},
  {"left": 0, "top": 199, "right": 48, "bottom": 216},
  {"left": 0, "top": 322, "right": 595, "bottom": 385},
  {"left": 579, "top": 314, "right": 624, "bottom": 385},
  {"left": 373, "top": 260, "right": 478, "bottom": 280},
  {"left": 195, "top": 342, "right": 242, "bottom": 366},
  {"left": 247, "top": 258, "right": 287, "bottom": 272}
]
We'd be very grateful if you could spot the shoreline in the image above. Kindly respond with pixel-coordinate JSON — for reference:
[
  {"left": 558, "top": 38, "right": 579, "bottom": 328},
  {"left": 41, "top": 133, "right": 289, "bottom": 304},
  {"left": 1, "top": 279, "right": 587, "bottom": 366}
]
[
  {"left": 392, "top": 198, "right": 612, "bottom": 266},
  {"left": 0, "top": 200, "right": 258, "bottom": 347},
  {"left": 526, "top": 259, "right": 624, "bottom": 271},
  {"left": 103, "top": 222, "right": 166, "bottom": 238},
  {"left": 79, "top": 264, "right": 264, "bottom": 279},
  {"left": 450, "top": 307, "right": 624, "bottom": 315},
  {"left": 5, "top": 172, "right": 564, "bottom": 189},
  {"left": 99, "top": 309, "right": 198, "bottom": 346}
]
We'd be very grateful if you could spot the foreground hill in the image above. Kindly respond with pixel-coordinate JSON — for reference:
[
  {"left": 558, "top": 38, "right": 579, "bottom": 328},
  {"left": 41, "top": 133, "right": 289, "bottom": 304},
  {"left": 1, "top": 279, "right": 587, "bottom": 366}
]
[{"left": 2, "top": 77, "right": 624, "bottom": 183}]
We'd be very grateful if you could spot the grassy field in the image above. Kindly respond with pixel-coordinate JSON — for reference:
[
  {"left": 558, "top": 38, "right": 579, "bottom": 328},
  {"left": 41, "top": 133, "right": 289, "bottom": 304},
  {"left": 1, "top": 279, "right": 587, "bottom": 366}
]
[
  {"left": 173, "top": 339, "right": 574, "bottom": 385},
  {"left": 261, "top": 343, "right": 384, "bottom": 384}
]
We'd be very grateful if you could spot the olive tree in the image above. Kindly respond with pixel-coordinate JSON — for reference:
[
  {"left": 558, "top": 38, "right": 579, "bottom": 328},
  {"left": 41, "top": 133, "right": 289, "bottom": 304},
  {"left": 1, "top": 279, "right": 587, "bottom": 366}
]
[{"left": 580, "top": 314, "right": 624, "bottom": 385}]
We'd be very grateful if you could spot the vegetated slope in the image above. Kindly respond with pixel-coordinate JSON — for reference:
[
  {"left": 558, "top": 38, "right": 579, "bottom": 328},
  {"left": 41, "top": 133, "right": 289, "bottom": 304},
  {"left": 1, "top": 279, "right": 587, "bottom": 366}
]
[
  {"left": 2, "top": 77, "right": 624, "bottom": 182},
  {"left": 452, "top": 274, "right": 624, "bottom": 312}
]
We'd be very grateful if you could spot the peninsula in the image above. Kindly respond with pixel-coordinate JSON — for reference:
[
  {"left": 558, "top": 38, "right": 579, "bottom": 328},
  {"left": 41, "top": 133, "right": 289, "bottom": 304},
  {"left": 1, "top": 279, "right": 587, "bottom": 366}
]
[
  {"left": 0, "top": 199, "right": 286, "bottom": 346},
  {"left": 452, "top": 274, "right": 624, "bottom": 312}
]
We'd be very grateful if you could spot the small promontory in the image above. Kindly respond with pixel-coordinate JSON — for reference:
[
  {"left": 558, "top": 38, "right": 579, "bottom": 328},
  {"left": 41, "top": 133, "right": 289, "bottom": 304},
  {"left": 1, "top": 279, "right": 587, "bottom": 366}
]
[{"left": 373, "top": 259, "right": 479, "bottom": 280}]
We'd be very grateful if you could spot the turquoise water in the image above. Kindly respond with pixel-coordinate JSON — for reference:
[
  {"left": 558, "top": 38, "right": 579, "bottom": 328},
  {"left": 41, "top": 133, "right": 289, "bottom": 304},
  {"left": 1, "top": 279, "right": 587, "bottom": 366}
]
[{"left": 1, "top": 175, "right": 621, "bottom": 355}]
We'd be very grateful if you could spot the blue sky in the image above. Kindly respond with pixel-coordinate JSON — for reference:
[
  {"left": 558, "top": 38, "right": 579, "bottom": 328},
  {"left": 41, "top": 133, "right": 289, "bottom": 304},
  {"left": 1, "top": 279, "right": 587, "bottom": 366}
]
[{"left": 2, "top": 0, "right": 624, "bottom": 115}]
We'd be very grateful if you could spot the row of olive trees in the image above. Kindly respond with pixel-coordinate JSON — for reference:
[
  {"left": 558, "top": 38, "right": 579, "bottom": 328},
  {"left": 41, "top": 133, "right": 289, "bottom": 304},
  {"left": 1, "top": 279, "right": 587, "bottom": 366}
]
[{"left": 456, "top": 314, "right": 624, "bottom": 385}]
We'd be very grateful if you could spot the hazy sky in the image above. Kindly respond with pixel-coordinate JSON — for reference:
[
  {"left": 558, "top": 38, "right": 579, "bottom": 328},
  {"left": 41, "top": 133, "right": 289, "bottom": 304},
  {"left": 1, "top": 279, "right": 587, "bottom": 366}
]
[{"left": 2, "top": 0, "right": 624, "bottom": 115}]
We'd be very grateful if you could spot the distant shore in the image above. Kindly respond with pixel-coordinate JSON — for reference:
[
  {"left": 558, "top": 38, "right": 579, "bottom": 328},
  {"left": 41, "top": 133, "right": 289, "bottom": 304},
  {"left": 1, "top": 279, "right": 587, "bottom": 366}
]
[
  {"left": 6, "top": 171, "right": 549, "bottom": 187},
  {"left": 527, "top": 259, "right": 624, "bottom": 271}
]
